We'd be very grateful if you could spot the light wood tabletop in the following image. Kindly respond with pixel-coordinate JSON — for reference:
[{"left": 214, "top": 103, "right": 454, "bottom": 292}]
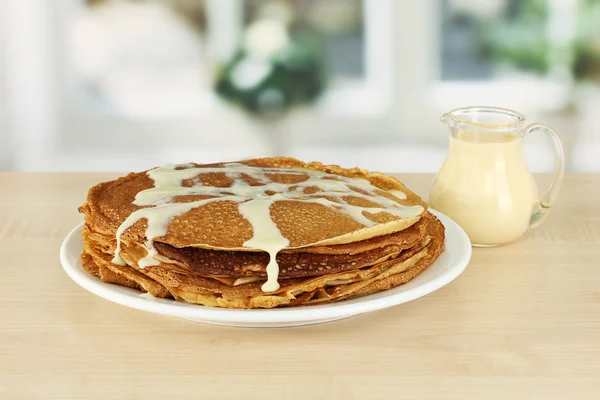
[{"left": 1, "top": 173, "right": 599, "bottom": 399}]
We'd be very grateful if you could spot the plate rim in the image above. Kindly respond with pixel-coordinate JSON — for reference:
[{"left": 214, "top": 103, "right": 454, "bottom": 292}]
[{"left": 60, "top": 210, "right": 471, "bottom": 324}]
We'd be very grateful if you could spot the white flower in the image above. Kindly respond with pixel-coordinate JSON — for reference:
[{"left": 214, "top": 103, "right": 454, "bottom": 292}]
[
  {"left": 230, "top": 57, "right": 273, "bottom": 90},
  {"left": 244, "top": 19, "right": 290, "bottom": 58}
]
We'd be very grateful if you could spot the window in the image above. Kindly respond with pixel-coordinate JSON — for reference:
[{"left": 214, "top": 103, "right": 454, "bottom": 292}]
[
  {"left": 1, "top": 0, "right": 390, "bottom": 170},
  {"left": 243, "top": 0, "right": 365, "bottom": 79},
  {"left": 5, "top": 0, "right": 599, "bottom": 171},
  {"left": 440, "top": 0, "right": 548, "bottom": 80},
  {"left": 431, "top": 0, "right": 575, "bottom": 112},
  {"left": 67, "top": 0, "right": 373, "bottom": 119}
]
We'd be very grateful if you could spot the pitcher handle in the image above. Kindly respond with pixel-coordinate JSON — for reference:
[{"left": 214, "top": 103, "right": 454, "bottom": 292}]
[{"left": 522, "top": 123, "right": 565, "bottom": 228}]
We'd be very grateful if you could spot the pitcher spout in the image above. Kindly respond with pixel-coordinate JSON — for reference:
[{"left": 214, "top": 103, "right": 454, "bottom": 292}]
[{"left": 440, "top": 113, "right": 455, "bottom": 126}]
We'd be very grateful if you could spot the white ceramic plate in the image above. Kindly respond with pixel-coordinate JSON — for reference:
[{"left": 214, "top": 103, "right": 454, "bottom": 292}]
[{"left": 60, "top": 210, "right": 471, "bottom": 327}]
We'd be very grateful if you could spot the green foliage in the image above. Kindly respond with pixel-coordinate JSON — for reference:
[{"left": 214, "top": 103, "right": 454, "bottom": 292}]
[
  {"left": 573, "top": 0, "right": 600, "bottom": 80},
  {"left": 477, "top": 0, "right": 549, "bottom": 75},
  {"left": 477, "top": 0, "right": 600, "bottom": 80},
  {"left": 215, "top": 26, "right": 326, "bottom": 117},
  {"left": 479, "top": 21, "right": 549, "bottom": 75}
]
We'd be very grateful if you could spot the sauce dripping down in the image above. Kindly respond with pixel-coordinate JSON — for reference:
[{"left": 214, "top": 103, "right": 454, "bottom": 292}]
[{"left": 112, "top": 164, "right": 422, "bottom": 292}]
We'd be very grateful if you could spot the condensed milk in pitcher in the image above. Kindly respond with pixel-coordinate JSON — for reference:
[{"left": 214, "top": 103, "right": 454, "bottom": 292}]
[{"left": 430, "top": 106, "right": 564, "bottom": 246}]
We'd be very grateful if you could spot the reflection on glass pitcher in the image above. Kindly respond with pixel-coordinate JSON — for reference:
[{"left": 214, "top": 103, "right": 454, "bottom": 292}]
[{"left": 430, "top": 106, "right": 565, "bottom": 247}]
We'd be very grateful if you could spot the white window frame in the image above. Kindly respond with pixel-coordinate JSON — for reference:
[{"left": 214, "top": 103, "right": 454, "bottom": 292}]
[
  {"left": 428, "top": 0, "right": 576, "bottom": 114},
  {"left": 387, "top": 0, "right": 577, "bottom": 146},
  {"left": 4, "top": 0, "right": 577, "bottom": 171},
  {"left": 5, "top": 0, "right": 397, "bottom": 170}
]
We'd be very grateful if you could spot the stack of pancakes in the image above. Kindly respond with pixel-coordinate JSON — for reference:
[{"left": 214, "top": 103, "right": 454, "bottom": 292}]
[{"left": 79, "top": 157, "right": 445, "bottom": 309}]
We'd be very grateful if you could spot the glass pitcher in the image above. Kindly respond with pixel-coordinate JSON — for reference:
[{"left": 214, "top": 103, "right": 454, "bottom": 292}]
[{"left": 430, "top": 106, "right": 564, "bottom": 246}]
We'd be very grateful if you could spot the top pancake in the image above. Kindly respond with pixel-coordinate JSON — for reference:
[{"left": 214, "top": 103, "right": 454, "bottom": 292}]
[{"left": 81, "top": 157, "right": 428, "bottom": 251}]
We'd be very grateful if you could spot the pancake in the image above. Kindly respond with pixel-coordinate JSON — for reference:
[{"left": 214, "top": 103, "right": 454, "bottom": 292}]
[
  {"left": 81, "top": 212, "right": 444, "bottom": 308},
  {"left": 78, "top": 157, "right": 445, "bottom": 308},
  {"left": 82, "top": 158, "right": 427, "bottom": 250},
  {"left": 82, "top": 213, "right": 426, "bottom": 279}
]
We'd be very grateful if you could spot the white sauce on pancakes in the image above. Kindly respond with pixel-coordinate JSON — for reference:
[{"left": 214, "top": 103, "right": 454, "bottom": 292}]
[
  {"left": 238, "top": 196, "right": 290, "bottom": 292},
  {"left": 112, "top": 163, "right": 422, "bottom": 292},
  {"left": 388, "top": 190, "right": 407, "bottom": 200}
]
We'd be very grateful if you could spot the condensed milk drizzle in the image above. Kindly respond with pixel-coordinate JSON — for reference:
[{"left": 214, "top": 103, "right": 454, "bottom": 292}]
[{"left": 112, "top": 164, "right": 423, "bottom": 292}]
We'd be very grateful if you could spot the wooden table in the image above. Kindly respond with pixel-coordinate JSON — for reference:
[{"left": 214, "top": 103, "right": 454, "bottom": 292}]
[{"left": 1, "top": 173, "right": 599, "bottom": 399}]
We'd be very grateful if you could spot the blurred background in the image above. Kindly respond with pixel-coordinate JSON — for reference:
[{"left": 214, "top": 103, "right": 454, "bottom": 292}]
[{"left": 1, "top": 0, "right": 599, "bottom": 173}]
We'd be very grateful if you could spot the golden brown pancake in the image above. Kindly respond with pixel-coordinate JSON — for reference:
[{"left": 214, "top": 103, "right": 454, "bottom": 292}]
[
  {"left": 82, "top": 215, "right": 425, "bottom": 279},
  {"left": 79, "top": 157, "right": 445, "bottom": 309},
  {"left": 82, "top": 158, "right": 427, "bottom": 250}
]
